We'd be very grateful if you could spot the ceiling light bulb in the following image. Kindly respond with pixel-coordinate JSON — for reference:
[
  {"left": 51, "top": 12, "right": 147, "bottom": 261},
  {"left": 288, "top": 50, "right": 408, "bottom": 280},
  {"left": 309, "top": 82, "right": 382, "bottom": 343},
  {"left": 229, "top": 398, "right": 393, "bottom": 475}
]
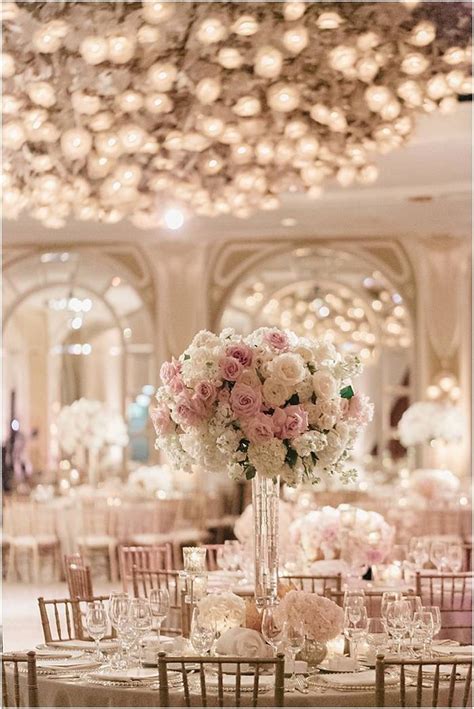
[
  {"left": 27, "top": 82, "right": 56, "bottom": 108},
  {"left": 1, "top": 52, "right": 15, "bottom": 78},
  {"left": 401, "top": 52, "right": 430, "bottom": 76},
  {"left": 108, "top": 35, "right": 136, "bottom": 64},
  {"left": 118, "top": 124, "right": 147, "bottom": 152},
  {"left": 3, "top": 121, "right": 26, "bottom": 150},
  {"left": 117, "top": 90, "right": 144, "bottom": 113},
  {"left": 164, "top": 207, "right": 185, "bottom": 229},
  {"left": 409, "top": 21, "right": 436, "bottom": 47},
  {"left": 147, "top": 62, "right": 177, "bottom": 91},
  {"left": 365, "top": 85, "right": 393, "bottom": 112},
  {"left": 232, "top": 15, "right": 259, "bottom": 36},
  {"left": 267, "top": 83, "right": 300, "bottom": 112},
  {"left": 254, "top": 46, "right": 283, "bottom": 79},
  {"left": 283, "top": 26, "right": 309, "bottom": 54},
  {"left": 195, "top": 77, "right": 221, "bottom": 104},
  {"left": 283, "top": 2, "right": 306, "bottom": 21},
  {"left": 144, "top": 93, "right": 173, "bottom": 114},
  {"left": 80, "top": 35, "right": 108, "bottom": 64},
  {"left": 233, "top": 96, "right": 261, "bottom": 117},
  {"left": 443, "top": 47, "right": 465, "bottom": 66},
  {"left": 317, "top": 12, "right": 343, "bottom": 30},
  {"left": 142, "top": 2, "right": 175, "bottom": 24},
  {"left": 197, "top": 17, "right": 227, "bottom": 45},
  {"left": 217, "top": 47, "right": 243, "bottom": 69},
  {"left": 329, "top": 45, "right": 357, "bottom": 71},
  {"left": 60, "top": 128, "right": 92, "bottom": 160}
]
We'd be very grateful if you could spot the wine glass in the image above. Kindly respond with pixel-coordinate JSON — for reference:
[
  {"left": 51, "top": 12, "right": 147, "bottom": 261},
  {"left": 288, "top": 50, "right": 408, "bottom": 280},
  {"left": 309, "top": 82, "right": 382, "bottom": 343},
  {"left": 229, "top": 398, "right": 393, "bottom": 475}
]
[
  {"left": 381, "top": 591, "right": 402, "bottom": 626},
  {"left": 431, "top": 541, "right": 448, "bottom": 572},
  {"left": 344, "top": 589, "right": 366, "bottom": 624},
  {"left": 116, "top": 616, "right": 138, "bottom": 669},
  {"left": 261, "top": 606, "right": 286, "bottom": 655},
  {"left": 409, "top": 538, "right": 430, "bottom": 570},
  {"left": 285, "top": 620, "right": 305, "bottom": 690},
  {"left": 343, "top": 606, "right": 368, "bottom": 667},
  {"left": 366, "top": 617, "right": 389, "bottom": 661},
  {"left": 404, "top": 596, "right": 422, "bottom": 655},
  {"left": 190, "top": 608, "right": 215, "bottom": 655},
  {"left": 216, "top": 546, "right": 230, "bottom": 572},
  {"left": 422, "top": 606, "right": 441, "bottom": 642},
  {"left": 149, "top": 588, "right": 170, "bottom": 646},
  {"left": 384, "top": 600, "right": 411, "bottom": 655},
  {"left": 447, "top": 543, "right": 463, "bottom": 573},
  {"left": 108, "top": 592, "right": 129, "bottom": 667},
  {"left": 413, "top": 611, "right": 434, "bottom": 657},
  {"left": 224, "top": 540, "right": 241, "bottom": 572},
  {"left": 129, "top": 598, "right": 152, "bottom": 668},
  {"left": 86, "top": 601, "right": 108, "bottom": 662}
]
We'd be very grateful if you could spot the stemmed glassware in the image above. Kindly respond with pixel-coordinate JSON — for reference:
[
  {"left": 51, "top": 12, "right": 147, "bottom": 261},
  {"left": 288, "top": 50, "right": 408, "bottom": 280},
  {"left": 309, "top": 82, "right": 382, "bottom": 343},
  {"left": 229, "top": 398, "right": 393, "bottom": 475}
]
[
  {"left": 413, "top": 610, "right": 434, "bottom": 657},
  {"left": 261, "top": 606, "right": 287, "bottom": 656},
  {"left": 108, "top": 591, "right": 130, "bottom": 668},
  {"left": 343, "top": 606, "right": 368, "bottom": 667},
  {"left": 431, "top": 541, "right": 449, "bottom": 572},
  {"left": 446, "top": 543, "right": 463, "bottom": 572},
  {"left": 409, "top": 538, "right": 430, "bottom": 570},
  {"left": 86, "top": 600, "right": 108, "bottom": 662},
  {"left": 384, "top": 600, "right": 411, "bottom": 655},
  {"left": 285, "top": 620, "right": 305, "bottom": 691},
  {"left": 366, "top": 617, "right": 388, "bottom": 660},
  {"left": 189, "top": 608, "right": 215, "bottom": 655},
  {"left": 224, "top": 540, "right": 241, "bottom": 573},
  {"left": 149, "top": 588, "right": 170, "bottom": 647},
  {"left": 129, "top": 598, "right": 152, "bottom": 668},
  {"left": 422, "top": 606, "right": 441, "bottom": 644}
]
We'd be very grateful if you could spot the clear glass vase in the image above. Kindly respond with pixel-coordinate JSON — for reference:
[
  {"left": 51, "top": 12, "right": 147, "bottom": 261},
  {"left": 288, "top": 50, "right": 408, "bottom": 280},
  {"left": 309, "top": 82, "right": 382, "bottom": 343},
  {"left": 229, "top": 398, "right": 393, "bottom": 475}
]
[{"left": 252, "top": 472, "right": 279, "bottom": 609}]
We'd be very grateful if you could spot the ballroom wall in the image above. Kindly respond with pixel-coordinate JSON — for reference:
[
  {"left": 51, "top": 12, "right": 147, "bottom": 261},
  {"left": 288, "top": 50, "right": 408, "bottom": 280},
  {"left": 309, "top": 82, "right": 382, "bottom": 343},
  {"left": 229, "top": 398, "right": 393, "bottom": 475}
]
[{"left": 3, "top": 229, "right": 471, "bottom": 477}]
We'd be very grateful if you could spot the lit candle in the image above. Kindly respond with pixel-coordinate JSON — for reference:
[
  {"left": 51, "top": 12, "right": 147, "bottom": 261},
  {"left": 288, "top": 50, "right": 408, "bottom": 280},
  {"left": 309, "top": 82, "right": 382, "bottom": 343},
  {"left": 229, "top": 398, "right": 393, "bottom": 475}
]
[{"left": 183, "top": 546, "right": 207, "bottom": 573}]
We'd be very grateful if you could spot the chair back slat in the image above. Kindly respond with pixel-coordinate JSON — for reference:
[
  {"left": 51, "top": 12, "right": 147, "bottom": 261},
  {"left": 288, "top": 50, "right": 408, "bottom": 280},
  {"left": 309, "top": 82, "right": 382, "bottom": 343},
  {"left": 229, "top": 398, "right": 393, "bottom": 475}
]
[
  {"left": 119, "top": 544, "right": 173, "bottom": 591},
  {"left": 132, "top": 566, "right": 184, "bottom": 635},
  {"left": 375, "top": 654, "right": 473, "bottom": 708},
  {"left": 200, "top": 544, "right": 223, "bottom": 572},
  {"left": 1, "top": 652, "right": 38, "bottom": 708},
  {"left": 326, "top": 588, "right": 414, "bottom": 617},
  {"left": 415, "top": 572, "right": 473, "bottom": 642},
  {"left": 38, "top": 596, "right": 114, "bottom": 643},
  {"left": 64, "top": 554, "right": 94, "bottom": 600},
  {"left": 283, "top": 573, "right": 342, "bottom": 594},
  {"left": 158, "top": 652, "right": 285, "bottom": 708}
]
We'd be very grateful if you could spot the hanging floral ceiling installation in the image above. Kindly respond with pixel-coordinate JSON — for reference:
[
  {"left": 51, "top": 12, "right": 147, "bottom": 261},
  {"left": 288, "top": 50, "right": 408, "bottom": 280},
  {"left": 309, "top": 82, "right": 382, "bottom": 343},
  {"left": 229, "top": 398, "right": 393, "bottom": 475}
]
[{"left": 2, "top": 1, "right": 472, "bottom": 229}]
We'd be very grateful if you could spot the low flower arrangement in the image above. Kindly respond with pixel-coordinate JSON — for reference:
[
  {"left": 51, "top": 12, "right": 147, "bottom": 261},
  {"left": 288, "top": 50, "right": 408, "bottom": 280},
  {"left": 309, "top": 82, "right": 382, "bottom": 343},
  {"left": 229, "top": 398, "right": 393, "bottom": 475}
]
[
  {"left": 151, "top": 328, "right": 373, "bottom": 486},
  {"left": 197, "top": 592, "right": 246, "bottom": 635},
  {"left": 126, "top": 464, "right": 174, "bottom": 497},
  {"left": 289, "top": 505, "right": 394, "bottom": 565},
  {"left": 234, "top": 499, "right": 295, "bottom": 548},
  {"left": 275, "top": 590, "right": 343, "bottom": 643},
  {"left": 398, "top": 402, "right": 465, "bottom": 447}
]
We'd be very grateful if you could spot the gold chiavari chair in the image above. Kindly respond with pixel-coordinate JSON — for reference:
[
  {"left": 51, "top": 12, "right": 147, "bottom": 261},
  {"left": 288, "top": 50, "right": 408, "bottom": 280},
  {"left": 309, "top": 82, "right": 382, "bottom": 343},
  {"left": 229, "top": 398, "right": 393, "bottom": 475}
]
[
  {"left": 375, "top": 654, "right": 473, "bottom": 708},
  {"left": 2, "top": 652, "right": 39, "bottom": 708},
  {"left": 200, "top": 544, "right": 223, "bottom": 571},
  {"left": 118, "top": 543, "right": 173, "bottom": 591},
  {"left": 158, "top": 651, "right": 285, "bottom": 708},
  {"left": 415, "top": 571, "right": 473, "bottom": 643},
  {"left": 64, "top": 554, "right": 94, "bottom": 599},
  {"left": 37, "top": 595, "right": 114, "bottom": 643},
  {"left": 463, "top": 541, "right": 472, "bottom": 572},
  {"left": 132, "top": 567, "right": 184, "bottom": 635},
  {"left": 77, "top": 499, "right": 119, "bottom": 582},
  {"left": 282, "top": 573, "right": 342, "bottom": 594}
]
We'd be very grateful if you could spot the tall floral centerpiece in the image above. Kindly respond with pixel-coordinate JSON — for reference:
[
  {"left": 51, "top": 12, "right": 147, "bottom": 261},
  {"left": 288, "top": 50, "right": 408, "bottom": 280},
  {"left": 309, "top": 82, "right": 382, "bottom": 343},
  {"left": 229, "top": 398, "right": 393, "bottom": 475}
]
[
  {"left": 57, "top": 398, "right": 128, "bottom": 486},
  {"left": 151, "top": 328, "right": 373, "bottom": 608}
]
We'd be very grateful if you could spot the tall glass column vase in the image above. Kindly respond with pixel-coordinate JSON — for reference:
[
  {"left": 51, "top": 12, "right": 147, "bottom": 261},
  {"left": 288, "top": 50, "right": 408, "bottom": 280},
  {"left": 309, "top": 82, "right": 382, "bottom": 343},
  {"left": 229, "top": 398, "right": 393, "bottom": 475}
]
[{"left": 252, "top": 472, "right": 280, "bottom": 610}]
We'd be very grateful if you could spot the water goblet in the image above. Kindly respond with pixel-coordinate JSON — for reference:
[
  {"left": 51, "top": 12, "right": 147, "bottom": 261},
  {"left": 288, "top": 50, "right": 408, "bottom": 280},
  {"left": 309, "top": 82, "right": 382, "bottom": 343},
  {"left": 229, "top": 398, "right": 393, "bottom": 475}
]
[
  {"left": 129, "top": 598, "right": 153, "bottom": 668},
  {"left": 86, "top": 601, "right": 108, "bottom": 662},
  {"left": 117, "top": 616, "right": 138, "bottom": 669},
  {"left": 447, "top": 543, "right": 463, "bottom": 573},
  {"left": 366, "top": 617, "right": 388, "bottom": 662},
  {"left": 285, "top": 620, "right": 305, "bottom": 691},
  {"left": 261, "top": 605, "right": 286, "bottom": 656},
  {"left": 108, "top": 592, "right": 129, "bottom": 668},
  {"left": 409, "top": 538, "right": 430, "bottom": 570},
  {"left": 430, "top": 541, "right": 448, "bottom": 572},
  {"left": 413, "top": 611, "right": 434, "bottom": 657},
  {"left": 190, "top": 608, "right": 215, "bottom": 655},
  {"left": 422, "top": 606, "right": 441, "bottom": 643},
  {"left": 343, "top": 606, "right": 368, "bottom": 666},
  {"left": 149, "top": 587, "right": 170, "bottom": 648},
  {"left": 384, "top": 600, "right": 411, "bottom": 655}
]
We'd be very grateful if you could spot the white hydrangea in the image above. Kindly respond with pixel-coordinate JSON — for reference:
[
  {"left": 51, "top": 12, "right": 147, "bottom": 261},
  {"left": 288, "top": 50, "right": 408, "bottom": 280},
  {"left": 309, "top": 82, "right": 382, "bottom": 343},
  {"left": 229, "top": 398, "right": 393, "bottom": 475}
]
[
  {"left": 248, "top": 439, "right": 286, "bottom": 478},
  {"left": 292, "top": 431, "right": 328, "bottom": 457}
]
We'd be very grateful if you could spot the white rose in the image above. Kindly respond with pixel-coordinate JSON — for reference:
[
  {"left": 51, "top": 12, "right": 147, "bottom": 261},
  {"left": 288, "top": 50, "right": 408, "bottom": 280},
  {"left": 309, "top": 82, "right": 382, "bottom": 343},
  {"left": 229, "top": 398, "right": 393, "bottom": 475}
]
[
  {"left": 312, "top": 370, "right": 339, "bottom": 399},
  {"left": 239, "top": 369, "right": 262, "bottom": 390},
  {"left": 295, "top": 374, "right": 314, "bottom": 402},
  {"left": 270, "top": 353, "right": 306, "bottom": 386},
  {"left": 262, "top": 377, "right": 290, "bottom": 407},
  {"left": 248, "top": 439, "right": 286, "bottom": 478}
]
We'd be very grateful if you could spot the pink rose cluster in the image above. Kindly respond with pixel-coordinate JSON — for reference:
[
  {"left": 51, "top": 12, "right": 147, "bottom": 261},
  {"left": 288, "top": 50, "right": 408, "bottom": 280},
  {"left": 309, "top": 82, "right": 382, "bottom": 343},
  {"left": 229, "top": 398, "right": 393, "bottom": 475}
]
[
  {"left": 150, "top": 328, "right": 372, "bottom": 485},
  {"left": 275, "top": 590, "right": 343, "bottom": 643}
]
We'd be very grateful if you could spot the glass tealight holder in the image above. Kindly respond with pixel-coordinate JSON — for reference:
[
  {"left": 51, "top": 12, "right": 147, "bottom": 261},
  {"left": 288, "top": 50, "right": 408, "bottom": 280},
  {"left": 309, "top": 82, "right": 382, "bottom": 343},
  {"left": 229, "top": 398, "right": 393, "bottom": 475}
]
[{"left": 183, "top": 547, "right": 207, "bottom": 573}]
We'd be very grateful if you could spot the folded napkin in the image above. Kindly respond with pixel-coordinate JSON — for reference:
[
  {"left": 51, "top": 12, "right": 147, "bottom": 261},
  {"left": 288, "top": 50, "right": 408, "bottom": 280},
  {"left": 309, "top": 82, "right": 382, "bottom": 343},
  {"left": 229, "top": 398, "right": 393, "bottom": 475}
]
[
  {"left": 48, "top": 639, "right": 119, "bottom": 651},
  {"left": 432, "top": 644, "right": 472, "bottom": 656},
  {"left": 216, "top": 628, "right": 272, "bottom": 659}
]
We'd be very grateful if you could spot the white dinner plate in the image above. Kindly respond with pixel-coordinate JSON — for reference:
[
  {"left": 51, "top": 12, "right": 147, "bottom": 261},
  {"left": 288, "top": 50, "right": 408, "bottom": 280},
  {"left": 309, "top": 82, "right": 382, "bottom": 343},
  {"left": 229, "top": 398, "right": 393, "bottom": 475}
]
[
  {"left": 88, "top": 667, "right": 161, "bottom": 683},
  {"left": 46, "top": 639, "right": 120, "bottom": 652},
  {"left": 37, "top": 657, "right": 100, "bottom": 671},
  {"left": 34, "top": 647, "right": 82, "bottom": 659},
  {"left": 323, "top": 670, "right": 398, "bottom": 688},
  {"left": 318, "top": 657, "right": 359, "bottom": 673}
]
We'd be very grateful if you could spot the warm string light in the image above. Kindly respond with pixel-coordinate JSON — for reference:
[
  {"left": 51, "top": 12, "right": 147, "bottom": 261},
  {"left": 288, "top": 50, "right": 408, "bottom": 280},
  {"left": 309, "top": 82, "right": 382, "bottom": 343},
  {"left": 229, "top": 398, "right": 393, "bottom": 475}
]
[{"left": 1, "top": 1, "right": 471, "bottom": 228}]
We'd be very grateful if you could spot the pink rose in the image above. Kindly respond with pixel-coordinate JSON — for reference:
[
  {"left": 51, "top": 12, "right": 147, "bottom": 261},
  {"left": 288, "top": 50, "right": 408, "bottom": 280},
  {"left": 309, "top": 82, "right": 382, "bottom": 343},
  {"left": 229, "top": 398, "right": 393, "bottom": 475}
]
[
  {"left": 272, "top": 405, "right": 308, "bottom": 440},
  {"left": 174, "top": 393, "right": 206, "bottom": 428},
  {"left": 150, "top": 405, "right": 174, "bottom": 435},
  {"left": 244, "top": 413, "right": 274, "bottom": 443},
  {"left": 220, "top": 356, "right": 243, "bottom": 382},
  {"left": 160, "top": 358, "right": 181, "bottom": 385},
  {"left": 230, "top": 383, "right": 262, "bottom": 419},
  {"left": 194, "top": 380, "right": 217, "bottom": 407},
  {"left": 226, "top": 344, "right": 253, "bottom": 368},
  {"left": 347, "top": 393, "right": 374, "bottom": 425},
  {"left": 264, "top": 329, "right": 290, "bottom": 352}
]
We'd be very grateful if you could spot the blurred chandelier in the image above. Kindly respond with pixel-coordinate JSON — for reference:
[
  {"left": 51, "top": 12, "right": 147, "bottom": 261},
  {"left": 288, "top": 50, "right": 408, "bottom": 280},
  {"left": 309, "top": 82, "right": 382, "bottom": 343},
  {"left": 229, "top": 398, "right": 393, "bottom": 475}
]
[{"left": 2, "top": 1, "right": 472, "bottom": 228}]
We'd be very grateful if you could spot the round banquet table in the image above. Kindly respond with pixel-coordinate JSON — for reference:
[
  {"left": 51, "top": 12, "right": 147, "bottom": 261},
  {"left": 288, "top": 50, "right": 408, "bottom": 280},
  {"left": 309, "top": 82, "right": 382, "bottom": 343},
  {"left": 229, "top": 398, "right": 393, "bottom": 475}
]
[{"left": 6, "top": 665, "right": 469, "bottom": 708}]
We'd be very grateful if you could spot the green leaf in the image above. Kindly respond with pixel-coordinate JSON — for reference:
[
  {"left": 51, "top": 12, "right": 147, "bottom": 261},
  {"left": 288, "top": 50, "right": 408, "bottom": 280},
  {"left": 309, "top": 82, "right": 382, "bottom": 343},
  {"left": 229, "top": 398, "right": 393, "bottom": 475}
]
[
  {"left": 238, "top": 438, "right": 249, "bottom": 453},
  {"left": 308, "top": 363, "right": 315, "bottom": 375},
  {"left": 285, "top": 446, "right": 298, "bottom": 468},
  {"left": 245, "top": 465, "right": 256, "bottom": 480},
  {"left": 286, "top": 393, "right": 300, "bottom": 406},
  {"left": 183, "top": 353, "right": 190, "bottom": 361},
  {"left": 340, "top": 385, "right": 354, "bottom": 399}
]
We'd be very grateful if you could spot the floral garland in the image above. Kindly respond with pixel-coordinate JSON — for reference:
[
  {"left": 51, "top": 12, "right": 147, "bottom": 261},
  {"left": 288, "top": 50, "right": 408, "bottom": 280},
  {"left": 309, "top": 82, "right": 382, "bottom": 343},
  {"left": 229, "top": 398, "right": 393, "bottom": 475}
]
[
  {"left": 2, "top": 2, "right": 471, "bottom": 227},
  {"left": 151, "top": 328, "right": 373, "bottom": 487}
]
